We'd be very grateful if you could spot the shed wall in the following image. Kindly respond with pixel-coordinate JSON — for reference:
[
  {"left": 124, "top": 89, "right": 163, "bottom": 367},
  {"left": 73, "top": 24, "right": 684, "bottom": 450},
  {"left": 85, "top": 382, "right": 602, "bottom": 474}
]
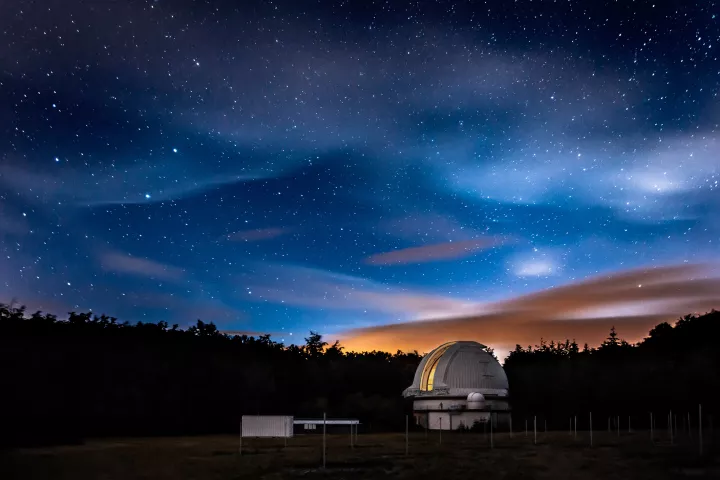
[{"left": 241, "top": 415, "right": 294, "bottom": 438}]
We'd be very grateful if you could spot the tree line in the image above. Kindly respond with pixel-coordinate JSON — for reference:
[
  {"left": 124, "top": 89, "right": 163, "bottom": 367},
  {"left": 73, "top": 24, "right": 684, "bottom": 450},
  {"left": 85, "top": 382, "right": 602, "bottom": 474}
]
[
  {"left": 1, "top": 303, "right": 717, "bottom": 447},
  {"left": 0, "top": 304, "right": 419, "bottom": 447},
  {"left": 504, "top": 311, "right": 719, "bottom": 430}
]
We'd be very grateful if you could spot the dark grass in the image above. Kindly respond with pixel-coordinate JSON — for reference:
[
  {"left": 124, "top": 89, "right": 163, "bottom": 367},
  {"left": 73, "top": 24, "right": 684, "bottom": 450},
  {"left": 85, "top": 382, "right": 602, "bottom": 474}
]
[{"left": 1, "top": 430, "right": 717, "bottom": 479}]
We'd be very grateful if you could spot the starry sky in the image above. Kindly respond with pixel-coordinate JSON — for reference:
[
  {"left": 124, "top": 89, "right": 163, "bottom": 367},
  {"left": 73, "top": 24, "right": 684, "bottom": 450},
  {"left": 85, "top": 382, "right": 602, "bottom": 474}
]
[{"left": 1, "top": 0, "right": 719, "bottom": 356}]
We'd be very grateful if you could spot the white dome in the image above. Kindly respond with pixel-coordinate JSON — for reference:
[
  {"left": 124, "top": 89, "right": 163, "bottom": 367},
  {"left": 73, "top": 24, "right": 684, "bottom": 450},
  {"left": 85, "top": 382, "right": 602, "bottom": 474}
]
[
  {"left": 467, "top": 392, "right": 486, "bottom": 410},
  {"left": 403, "top": 341, "right": 509, "bottom": 398},
  {"left": 467, "top": 392, "right": 485, "bottom": 402}
]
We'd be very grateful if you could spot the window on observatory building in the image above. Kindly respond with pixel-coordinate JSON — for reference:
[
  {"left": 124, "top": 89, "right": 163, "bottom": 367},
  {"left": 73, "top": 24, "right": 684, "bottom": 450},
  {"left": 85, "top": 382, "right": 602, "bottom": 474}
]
[
  {"left": 420, "top": 342, "right": 455, "bottom": 391},
  {"left": 427, "top": 360, "right": 439, "bottom": 390}
]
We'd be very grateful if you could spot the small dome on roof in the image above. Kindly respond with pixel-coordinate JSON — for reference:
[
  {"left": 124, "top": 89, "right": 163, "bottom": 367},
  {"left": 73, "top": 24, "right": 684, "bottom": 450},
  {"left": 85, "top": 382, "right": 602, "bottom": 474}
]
[
  {"left": 467, "top": 392, "right": 485, "bottom": 402},
  {"left": 403, "top": 341, "right": 509, "bottom": 398},
  {"left": 467, "top": 392, "right": 486, "bottom": 410}
]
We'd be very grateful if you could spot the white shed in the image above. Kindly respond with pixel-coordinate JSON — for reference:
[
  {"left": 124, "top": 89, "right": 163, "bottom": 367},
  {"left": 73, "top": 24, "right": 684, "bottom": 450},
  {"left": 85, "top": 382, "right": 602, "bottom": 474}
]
[{"left": 241, "top": 415, "right": 294, "bottom": 438}]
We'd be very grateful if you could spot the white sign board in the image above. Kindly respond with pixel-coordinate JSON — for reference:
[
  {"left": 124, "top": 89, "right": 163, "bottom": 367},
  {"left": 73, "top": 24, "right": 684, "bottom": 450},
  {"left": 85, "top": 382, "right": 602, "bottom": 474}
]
[{"left": 241, "top": 415, "right": 294, "bottom": 438}]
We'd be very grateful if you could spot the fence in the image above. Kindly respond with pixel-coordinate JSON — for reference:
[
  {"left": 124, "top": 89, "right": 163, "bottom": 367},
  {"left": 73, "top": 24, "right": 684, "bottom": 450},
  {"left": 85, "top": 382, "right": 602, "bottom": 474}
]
[{"left": 236, "top": 405, "right": 714, "bottom": 469}]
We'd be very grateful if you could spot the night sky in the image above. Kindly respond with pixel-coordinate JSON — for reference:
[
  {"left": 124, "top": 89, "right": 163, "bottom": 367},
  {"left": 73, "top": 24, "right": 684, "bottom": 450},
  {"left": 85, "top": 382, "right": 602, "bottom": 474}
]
[{"left": 1, "top": 1, "right": 719, "bottom": 355}]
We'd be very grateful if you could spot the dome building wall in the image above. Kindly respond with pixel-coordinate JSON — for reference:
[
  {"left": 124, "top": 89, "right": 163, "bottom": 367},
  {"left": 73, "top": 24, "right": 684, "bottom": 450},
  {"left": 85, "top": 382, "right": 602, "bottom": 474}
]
[{"left": 404, "top": 341, "right": 511, "bottom": 431}]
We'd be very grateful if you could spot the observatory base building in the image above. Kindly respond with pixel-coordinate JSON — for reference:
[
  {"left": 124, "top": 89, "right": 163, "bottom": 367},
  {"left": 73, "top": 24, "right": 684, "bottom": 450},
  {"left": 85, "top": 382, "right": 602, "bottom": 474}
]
[{"left": 403, "top": 341, "right": 510, "bottom": 431}]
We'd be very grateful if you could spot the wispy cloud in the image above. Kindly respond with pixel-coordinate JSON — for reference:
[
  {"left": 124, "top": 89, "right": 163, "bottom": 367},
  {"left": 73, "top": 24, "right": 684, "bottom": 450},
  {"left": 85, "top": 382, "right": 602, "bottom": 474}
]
[
  {"left": 515, "top": 260, "right": 557, "bottom": 277},
  {"left": 99, "top": 251, "right": 186, "bottom": 282},
  {"left": 450, "top": 135, "right": 720, "bottom": 222},
  {"left": 223, "top": 227, "right": 290, "bottom": 242},
  {"left": 365, "top": 237, "right": 506, "bottom": 266},
  {"left": 510, "top": 248, "right": 563, "bottom": 277},
  {"left": 3, "top": 0, "right": 717, "bottom": 224},
  {"left": 339, "top": 263, "right": 720, "bottom": 355},
  {"left": 241, "top": 264, "right": 481, "bottom": 321},
  {"left": 516, "top": 261, "right": 556, "bottom": 277},
  {"left": 0, "top": 161, "right": 259, "bottom": 207}
]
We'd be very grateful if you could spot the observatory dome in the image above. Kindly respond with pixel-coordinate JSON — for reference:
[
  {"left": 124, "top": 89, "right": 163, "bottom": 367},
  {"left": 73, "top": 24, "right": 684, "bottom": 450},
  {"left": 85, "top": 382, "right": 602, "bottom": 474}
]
[
  {"left": 404, "top": 341, "right": 510, "bottom": 431},
  {"left": 403, "top": 341, "right": 509, "bottom": 398}
]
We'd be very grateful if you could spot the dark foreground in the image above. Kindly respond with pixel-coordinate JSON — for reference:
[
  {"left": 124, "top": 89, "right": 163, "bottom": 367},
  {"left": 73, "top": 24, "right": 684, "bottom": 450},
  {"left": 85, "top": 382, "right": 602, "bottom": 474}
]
[{"left": 1, "top": 431, "right": 717, "bottom": 479}]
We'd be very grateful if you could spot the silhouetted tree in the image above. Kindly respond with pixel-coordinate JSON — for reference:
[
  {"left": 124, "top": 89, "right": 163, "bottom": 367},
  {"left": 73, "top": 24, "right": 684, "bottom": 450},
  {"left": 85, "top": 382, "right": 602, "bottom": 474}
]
[
  {"left": 504, "top": 313, "right": 720, "bottom": 428},
  {"left": 601, "top": 325, "right": 619, "bottom": 348},
  {"left": 304, "top": 331, "right": 328, "bottom": 357},
  {"left": 0, "top": 304, "right": 422, "bottom": 447},
  {"left": 1, "top": 303, "right": 718, "bottom": 447}
]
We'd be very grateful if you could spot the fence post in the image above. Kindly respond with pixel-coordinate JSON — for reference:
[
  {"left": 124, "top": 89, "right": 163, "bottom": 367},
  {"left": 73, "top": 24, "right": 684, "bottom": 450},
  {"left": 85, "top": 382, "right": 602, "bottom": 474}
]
[
  {"left": 509, "top": 415, "right": 513, "bottom": 439},
  {"left": 650, "top": 412, "right": 654, "bottom": 444},
  {"left": 490, "top": 414, "right": 494, "bottom": 449},
  {"left": 405, "top": 415, "right": 409, "bottom": 456},
  {"left": 534, "top": 416, "right": 537, "bottom": 445},
  {"left": 239, "top": 418, "right": 243, "bottom": 455},
  {"left": 699, "top": 404, "right": 703, "bottom": 456},
  {"left": 590, "top": 412, "right": 593, "bottom": 447},
  {"left": 670, "top": 410, "right": 674, "bottom": 445},
  {"left": 322, "top": 412, "right": 327, "bottom": 469},
  {"left": 574, "top": 415, "right": 577, "bottom": 440}
]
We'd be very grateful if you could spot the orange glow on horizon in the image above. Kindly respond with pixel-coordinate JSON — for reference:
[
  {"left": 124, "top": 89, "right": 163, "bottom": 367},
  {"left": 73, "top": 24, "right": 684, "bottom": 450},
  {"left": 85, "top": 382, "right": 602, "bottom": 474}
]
[{"left": 336, "top": 264, "right": 720, "bottom": 358}]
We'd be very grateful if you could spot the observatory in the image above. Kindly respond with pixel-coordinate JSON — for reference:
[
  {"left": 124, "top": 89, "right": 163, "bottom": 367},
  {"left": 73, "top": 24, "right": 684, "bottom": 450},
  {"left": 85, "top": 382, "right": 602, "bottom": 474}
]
[{"left": 403, "top": 341, "right": 510, "bottom": 430}]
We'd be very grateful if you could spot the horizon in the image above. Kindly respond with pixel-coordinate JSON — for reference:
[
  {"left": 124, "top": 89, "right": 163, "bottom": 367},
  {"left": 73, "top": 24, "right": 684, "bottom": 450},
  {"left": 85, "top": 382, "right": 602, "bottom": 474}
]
[{"left": 5, "top": 300, "right": 715, "bottom": 361}]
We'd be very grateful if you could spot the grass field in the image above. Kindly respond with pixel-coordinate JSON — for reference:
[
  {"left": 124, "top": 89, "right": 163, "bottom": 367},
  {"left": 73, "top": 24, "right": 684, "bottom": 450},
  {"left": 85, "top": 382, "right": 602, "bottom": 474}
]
[{"left": 1, "top": 429, "right": 717, "bottom": 479}]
